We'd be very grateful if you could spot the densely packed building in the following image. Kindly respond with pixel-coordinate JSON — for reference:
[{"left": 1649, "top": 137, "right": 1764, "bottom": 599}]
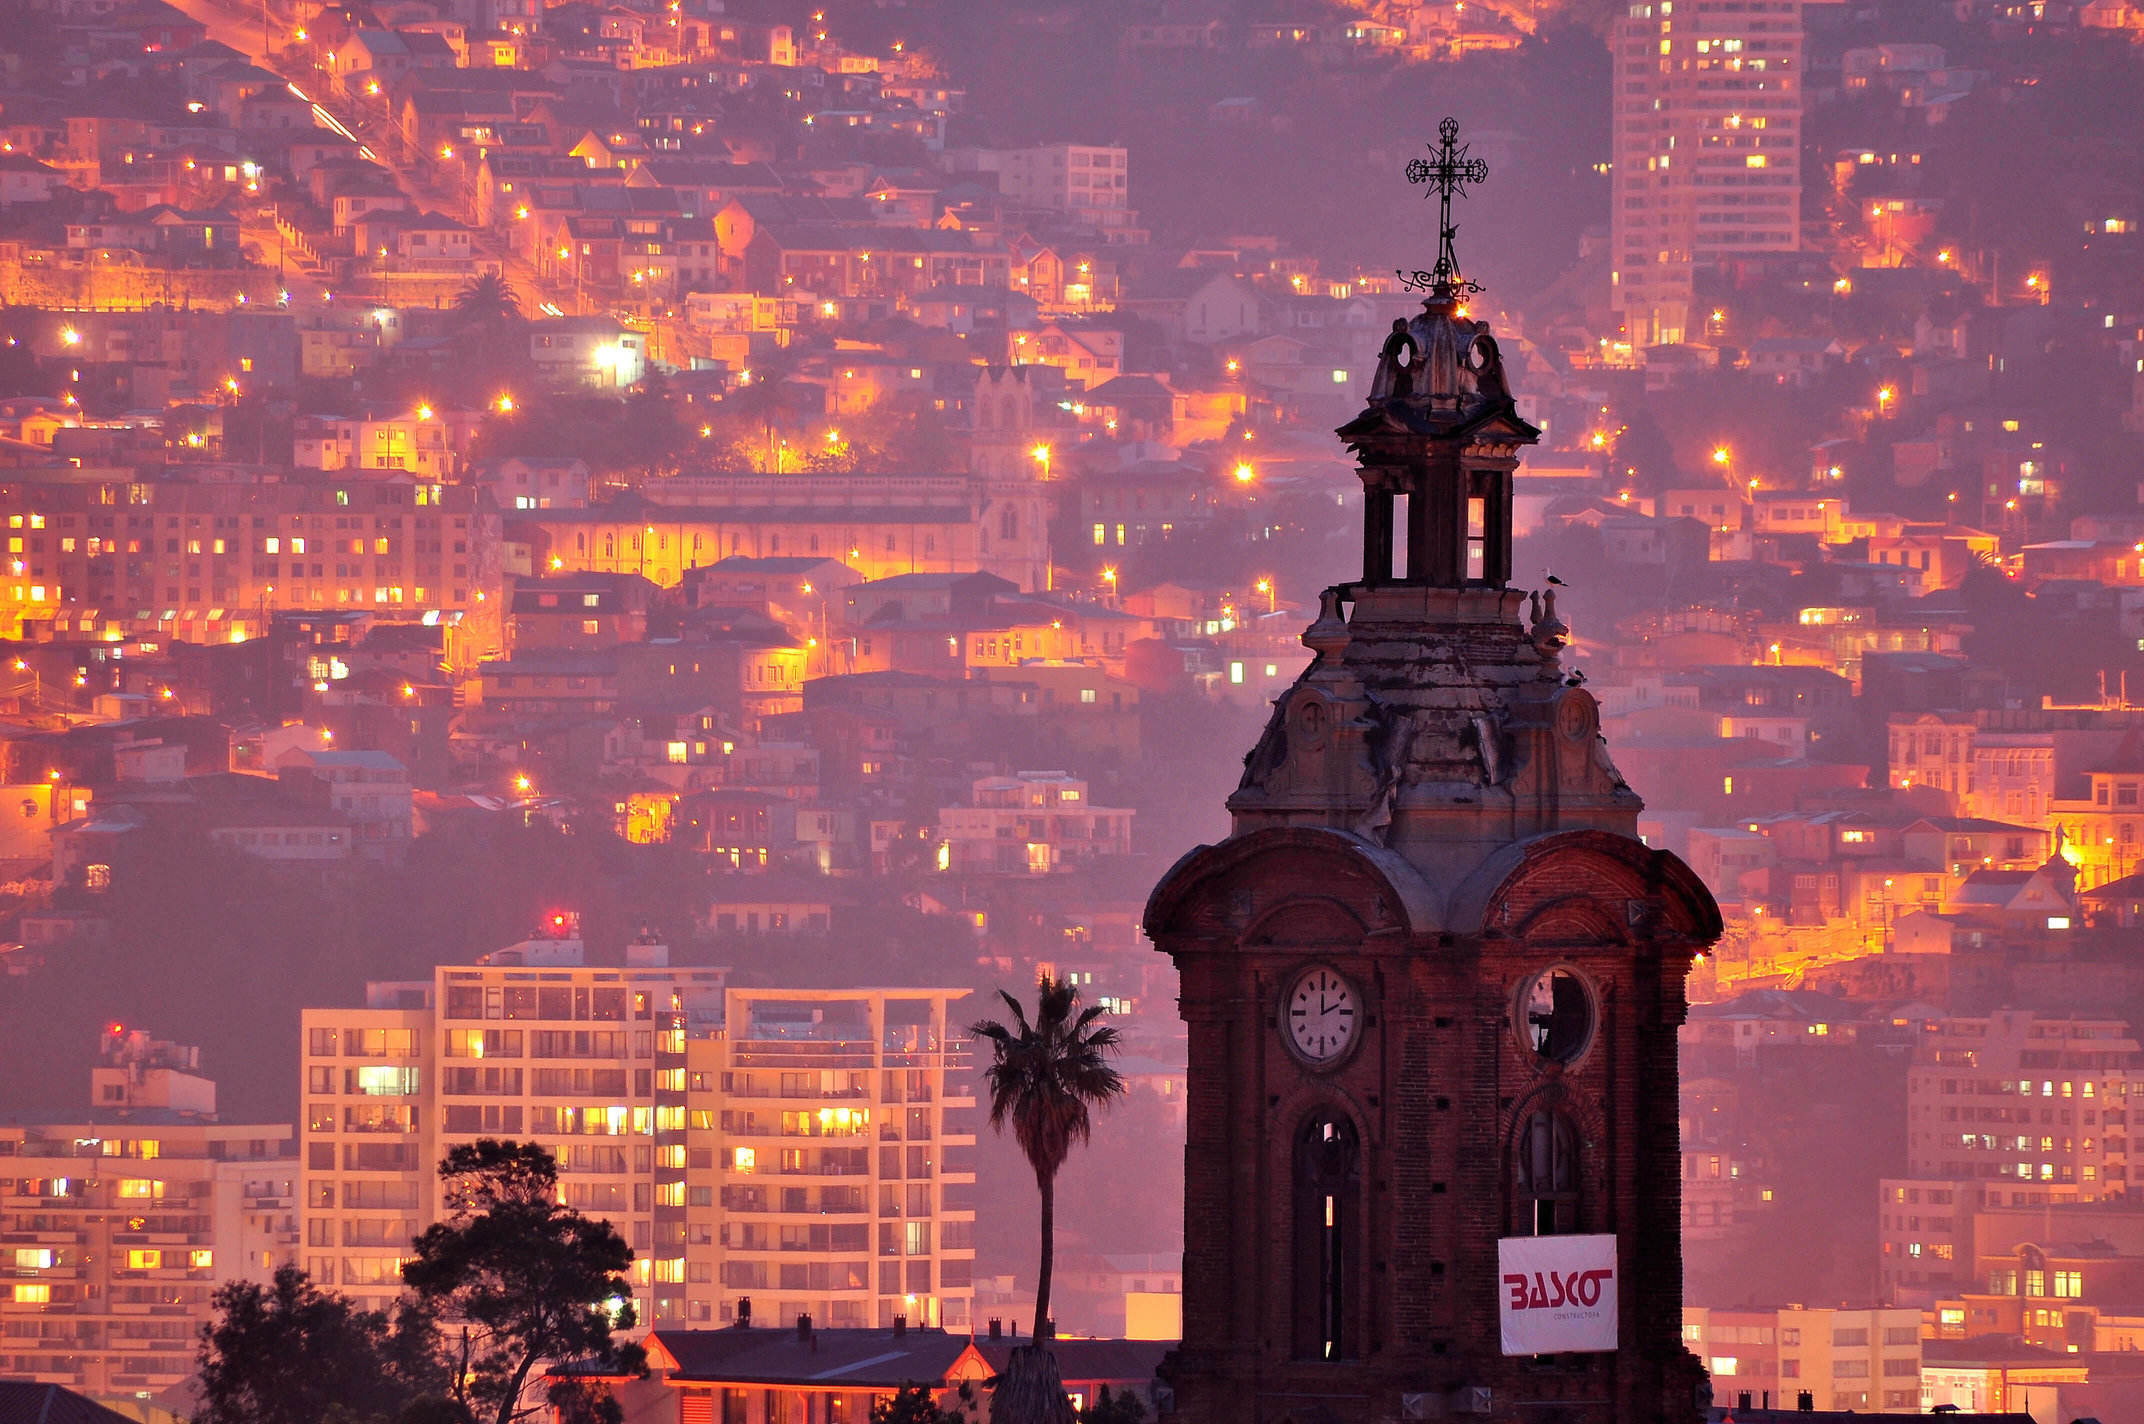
[
  {"left": 0, "top": 1031, "right": 295, "bottom": 1397},
  {"left": 299, "top": 923, "right": 978, "bottom": 1334}
]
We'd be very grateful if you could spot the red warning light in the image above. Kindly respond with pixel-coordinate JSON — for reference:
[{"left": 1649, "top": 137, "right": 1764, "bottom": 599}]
[{"left": 106, "top": 1021, "right": 124, "bottom": 1036}]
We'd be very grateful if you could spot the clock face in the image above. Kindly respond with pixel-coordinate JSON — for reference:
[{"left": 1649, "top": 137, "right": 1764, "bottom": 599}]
[{"left": 1286, "top": 966, "right": 1360, "bottom": 1065}]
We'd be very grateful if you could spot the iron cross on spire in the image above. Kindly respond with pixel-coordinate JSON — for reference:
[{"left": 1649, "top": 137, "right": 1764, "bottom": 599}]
[{"left": 1399, "top": 116, "right": 1489, "bottom": 298}]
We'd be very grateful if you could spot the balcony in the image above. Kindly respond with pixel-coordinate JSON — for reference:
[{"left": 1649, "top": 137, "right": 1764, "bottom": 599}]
[{"left": 768, "top": 1162, "right": 870, "bottom": 1179}]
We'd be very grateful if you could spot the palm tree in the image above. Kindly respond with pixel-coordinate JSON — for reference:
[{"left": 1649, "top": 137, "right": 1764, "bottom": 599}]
[
  {"left": 451, "top": 271, "right": 521, "bottom": 327},
  {"left": 971, "top": 976, "right": 1126, "bottom": 1342}
]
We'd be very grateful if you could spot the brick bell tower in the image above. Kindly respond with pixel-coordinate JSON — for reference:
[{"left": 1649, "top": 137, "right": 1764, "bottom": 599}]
[{"left": 1143, "top": 120, "right": 1721, "bottom": 1424}]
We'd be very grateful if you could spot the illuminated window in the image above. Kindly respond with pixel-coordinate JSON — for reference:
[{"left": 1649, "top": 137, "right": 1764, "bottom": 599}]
[
  {"left": 116, "top": 1178, "right": 162, "bottom": 1199},
  {"left": 127, "top": 1249, "right": 163, "bottom": 1269},
  {"left": 355, "top": 1066, "right": 419, "bottom": 1095},
  {"left": 12, "top": 1249, "right": 52, "bottom": 1269},
  {"left": 12, "top": 1284, "right": 50, "bottom": 1303},
  {"left": 190, "top": 1249, "right": 213, "bottom": 1269}
]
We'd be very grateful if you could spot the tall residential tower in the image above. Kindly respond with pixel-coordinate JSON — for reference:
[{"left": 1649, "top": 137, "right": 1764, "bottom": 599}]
[
  {"left": 299, "top": 923, "right": 978, "bottom": 1334},
  {"left": 1611, "top": 0, "right": 1805, "bottom": 348}
]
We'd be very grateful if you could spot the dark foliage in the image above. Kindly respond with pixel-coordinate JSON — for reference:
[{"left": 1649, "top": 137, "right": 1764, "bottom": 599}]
[
  {"left": 870, "top": 1383, "right": 969, "bottom": 1424},
  {"left": 402, "top": 1141, "right": 645, "bottom": 1424},
  {"left": 194, "top": 1265, "right": 448, "bottom": 1424}
]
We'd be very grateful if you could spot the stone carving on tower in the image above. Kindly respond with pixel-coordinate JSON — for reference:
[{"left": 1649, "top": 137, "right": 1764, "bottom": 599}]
[{"left": 1144, "top": 119, "right": 1721, "bottom": 1424}]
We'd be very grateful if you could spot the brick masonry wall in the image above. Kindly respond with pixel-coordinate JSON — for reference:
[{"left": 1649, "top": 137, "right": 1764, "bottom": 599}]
[{"left": 1150, "top": 828, "right": 1716, "bottom": 1424}]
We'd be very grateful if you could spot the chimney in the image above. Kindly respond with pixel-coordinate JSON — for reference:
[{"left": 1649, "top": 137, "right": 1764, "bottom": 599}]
[
  {"left": 797, "top": 1314, "right": 812, "bottom": 1343},
  {"left": 988, "top": 1318, "right": 1002, "bottom": 1341},
  {"left": 736, "top": 1297, "right": 752, "bottom": 1328},
  {"left": 1797, "top": 1392, "right": 1814, "bottom": 1413},
  {"left": 1738, "top": 1394, "right": 1752, "bottom": 1411},
  {"left": 1763, "top": 1393, "right": 1770, "bottom": 1410},
  {"left": 893, "top": 1315, "right": 907, "bottom": 1338}
]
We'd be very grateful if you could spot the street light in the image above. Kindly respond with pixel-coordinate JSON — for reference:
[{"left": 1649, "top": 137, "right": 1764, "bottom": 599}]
[
  {"left": 1256, "top": 577, "right": 1275, "bottom": 612},
  {"left": 1030, "top": 444, "right": 1051, "bottom": 480},
  {"left": 1876, "top": 386, "right": 1895, "bottom": 417},
  {"left": 1233, "top": 462, "right": 1255, "bottom": 484}
]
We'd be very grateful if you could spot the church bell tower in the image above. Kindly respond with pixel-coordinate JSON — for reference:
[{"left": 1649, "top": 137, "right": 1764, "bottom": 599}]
[{"left": 1144, "top": 121, "right": 1720, "bottom": 1424}]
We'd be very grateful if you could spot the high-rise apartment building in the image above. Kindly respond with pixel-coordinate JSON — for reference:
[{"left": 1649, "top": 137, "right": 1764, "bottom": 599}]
[
  {"left": 1902, "top": 1012, "right": 2139, "bottom": 1199},
  {"left": 299, "top": 925, "right": 977, "bottom": 1334},
  {"left": 1883, "top": 1012, "right": 2141, "bottom": 1303},
  {"left": 0, "top": 1030, "right": 296, "bottom": 1398},
  {"left": 1611, "top": 0, "right": 1805, "bottom": 347}
]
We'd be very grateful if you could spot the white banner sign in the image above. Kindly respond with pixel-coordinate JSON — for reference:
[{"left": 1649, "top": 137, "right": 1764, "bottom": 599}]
[{"left": 1498, "top": 1233, "right": 1619, "bottom": 1356}]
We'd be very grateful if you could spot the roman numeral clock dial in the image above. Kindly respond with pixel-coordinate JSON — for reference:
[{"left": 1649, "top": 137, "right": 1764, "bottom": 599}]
[{"left": 1285, "top": 966, "right": 1360, "bottom": 1065}]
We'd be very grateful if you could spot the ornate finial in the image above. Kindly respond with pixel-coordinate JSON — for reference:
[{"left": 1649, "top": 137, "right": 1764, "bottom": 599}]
[
  {"left": 1303, "top": 585, "right": 1352, "bottom": 668},
  {"left": 1530, "top": 586, "right": 1570, "bottom": 666},
  {"left": 1398, "top": 117, "right": 1489, "bottom": 300}
]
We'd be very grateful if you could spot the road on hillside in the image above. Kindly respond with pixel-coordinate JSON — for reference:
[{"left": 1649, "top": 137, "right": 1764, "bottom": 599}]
[{"left": 166, "top": 0, "right": 560, "bottom": 316}]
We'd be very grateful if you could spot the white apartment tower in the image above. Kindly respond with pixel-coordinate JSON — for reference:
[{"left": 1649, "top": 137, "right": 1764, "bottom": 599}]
[
  {"left": 1611, "top": 0, "right": 1805, "bottom": 347},
  {"left": 299, "top": 923, "right": 978, "bottom": 1334},
  {"left": 0, "top": 1030, "right": 296, "bottom": 1397}
]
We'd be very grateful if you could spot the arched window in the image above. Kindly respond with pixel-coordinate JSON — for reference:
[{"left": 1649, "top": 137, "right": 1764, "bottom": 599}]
[
  {"left": 1293, "top": 1113, "right": 1361, "bottom": 1361},
  {"left": 1515, "top": 1109, "right": 1580, "bottom": 1236}
]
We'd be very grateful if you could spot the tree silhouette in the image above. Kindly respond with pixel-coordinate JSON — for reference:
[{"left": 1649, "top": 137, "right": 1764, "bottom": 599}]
[
  {"left": 402, "top": 1141, "right": 644, "bottom": 1424},
  {"left": 195, "top": 1265, "right": 448, "bottom": 1424},
  {"left": 871, "top": 1383, "right": 968, "bottom": 1424},
  {"left": 970, "top": 976, "right": 1125, "bottom": 1340},
  {"left": 452, "top": 273, "right": 522, "bottom": 327}
]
